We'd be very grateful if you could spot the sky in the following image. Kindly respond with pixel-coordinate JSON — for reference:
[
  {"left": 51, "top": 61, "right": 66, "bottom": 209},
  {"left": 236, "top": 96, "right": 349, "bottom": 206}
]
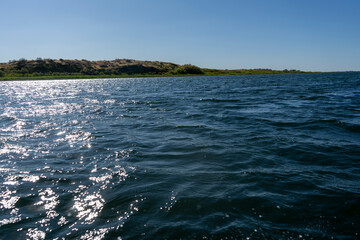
[{"left": 1, "top": 0, "right": 359, "bottom": 71}]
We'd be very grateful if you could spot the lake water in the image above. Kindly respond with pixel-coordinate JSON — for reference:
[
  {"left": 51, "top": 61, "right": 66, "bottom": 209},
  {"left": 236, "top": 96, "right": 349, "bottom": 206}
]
[{"left": 0, "top": 73, "right": 359, "bottom": 239}]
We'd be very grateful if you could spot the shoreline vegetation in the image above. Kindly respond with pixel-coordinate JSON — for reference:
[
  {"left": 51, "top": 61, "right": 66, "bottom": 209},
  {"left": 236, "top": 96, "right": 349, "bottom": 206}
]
[{"left": 0, "top": 58, "right": 307, "bottom": 81}]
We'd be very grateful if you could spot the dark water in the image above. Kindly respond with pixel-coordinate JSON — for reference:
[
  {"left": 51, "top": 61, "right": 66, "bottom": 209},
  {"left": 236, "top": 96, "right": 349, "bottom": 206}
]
[{"left": 0, "top": 73, "right": 359, "bottom": 240}]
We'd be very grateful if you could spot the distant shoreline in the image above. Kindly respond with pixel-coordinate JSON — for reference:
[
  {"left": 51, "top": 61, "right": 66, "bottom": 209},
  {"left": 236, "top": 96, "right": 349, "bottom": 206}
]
[
  {"left": 0, "top": 72, "right": 315, "bottom": 81},
  {"left": 1, "top": 58, "right": 358, "bottom": 81},
  {"left": 0, "top": 58, "right": 308, "bottom": 81},
  {"left": 1, "top": 71, "right": 359, "bottom": 82}
]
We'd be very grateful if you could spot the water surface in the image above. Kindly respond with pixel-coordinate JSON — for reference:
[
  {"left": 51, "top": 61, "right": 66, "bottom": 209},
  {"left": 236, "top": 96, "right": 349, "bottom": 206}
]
[{"left": 0, "top": 73, "right": 359, "bottom": 239}]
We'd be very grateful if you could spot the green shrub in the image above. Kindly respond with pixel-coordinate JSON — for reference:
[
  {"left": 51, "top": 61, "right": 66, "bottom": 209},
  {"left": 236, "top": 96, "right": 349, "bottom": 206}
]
[{"left": 175, "top": 64, "right": 204, "bottom": 74}]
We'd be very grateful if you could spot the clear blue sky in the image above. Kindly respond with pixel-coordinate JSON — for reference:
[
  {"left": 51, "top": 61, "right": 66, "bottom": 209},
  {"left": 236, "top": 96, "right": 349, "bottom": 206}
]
[{"left": 1, "top": 0, "right": 359, "bottom": 71}]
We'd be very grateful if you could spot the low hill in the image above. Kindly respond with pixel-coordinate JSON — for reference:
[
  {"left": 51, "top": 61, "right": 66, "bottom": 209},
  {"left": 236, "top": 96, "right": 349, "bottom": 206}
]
[
  {"left": 0, "top": 58, "right": 179, "bottom": 75},
  {"left": 0, "top": 58, "right": 304, "bottom": 80}
]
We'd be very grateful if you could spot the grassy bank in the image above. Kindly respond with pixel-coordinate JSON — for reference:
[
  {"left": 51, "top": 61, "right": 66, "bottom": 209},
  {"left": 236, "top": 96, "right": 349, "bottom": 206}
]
[{"left": 0, "top": 71, "right": 306, "bottom": 81}]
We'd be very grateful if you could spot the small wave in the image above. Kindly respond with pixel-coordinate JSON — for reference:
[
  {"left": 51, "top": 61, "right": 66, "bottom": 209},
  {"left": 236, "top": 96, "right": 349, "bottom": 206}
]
[
  {"left": 268, "top": 118, "right": 360, "bottom": 133},
  {"left": 199, "top": 98, "right": 242, "bottom": 103}
]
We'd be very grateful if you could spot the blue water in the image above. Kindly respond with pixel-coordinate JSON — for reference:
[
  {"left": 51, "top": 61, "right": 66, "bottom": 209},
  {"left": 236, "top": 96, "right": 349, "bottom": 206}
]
[{"left": 0, "top": 73, "right": 359, "bottom": 239}]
